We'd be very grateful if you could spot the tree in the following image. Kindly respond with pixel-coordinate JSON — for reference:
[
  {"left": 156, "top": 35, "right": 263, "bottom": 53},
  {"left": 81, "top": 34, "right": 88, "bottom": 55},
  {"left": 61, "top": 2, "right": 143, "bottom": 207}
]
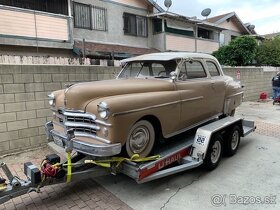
[
  {"left": 212, "top": 36, "right": 257, "bottom": 66},
  {"left": 256, "top": 36, "right": 280, "bottom": 66}
]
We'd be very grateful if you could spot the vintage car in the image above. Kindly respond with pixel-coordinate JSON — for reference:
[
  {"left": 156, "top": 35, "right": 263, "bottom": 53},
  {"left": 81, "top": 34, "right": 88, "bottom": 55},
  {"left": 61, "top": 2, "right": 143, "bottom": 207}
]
[{"left": 45, "top": 52, "right": 243, "bottom": 158}]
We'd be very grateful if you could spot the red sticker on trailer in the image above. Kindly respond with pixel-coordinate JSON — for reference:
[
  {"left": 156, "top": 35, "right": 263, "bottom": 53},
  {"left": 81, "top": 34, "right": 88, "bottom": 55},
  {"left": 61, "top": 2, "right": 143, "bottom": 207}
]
[{"left": 139, "top": 148, "right": 190, "bottom": 181}]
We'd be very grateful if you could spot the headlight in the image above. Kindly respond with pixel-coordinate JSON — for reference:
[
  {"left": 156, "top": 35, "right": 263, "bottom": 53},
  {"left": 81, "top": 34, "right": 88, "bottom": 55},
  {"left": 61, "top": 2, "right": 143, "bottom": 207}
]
[
  {"left": 97, "top": 102, "right": 109, "bottom": 119},
  {"left": 48, "top": 93, "right": 55, "bottom": 106}
]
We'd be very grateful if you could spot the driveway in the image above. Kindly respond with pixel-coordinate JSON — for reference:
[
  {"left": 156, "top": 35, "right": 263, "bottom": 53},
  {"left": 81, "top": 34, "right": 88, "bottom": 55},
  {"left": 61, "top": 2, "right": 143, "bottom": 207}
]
[{"left": 94, "top": 101, "right": 280, "bottom": 210}]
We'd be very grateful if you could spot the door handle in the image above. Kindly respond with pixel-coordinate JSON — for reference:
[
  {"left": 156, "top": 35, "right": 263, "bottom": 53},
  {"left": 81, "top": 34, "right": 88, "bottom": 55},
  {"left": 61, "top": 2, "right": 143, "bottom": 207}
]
[{"left": 211, "top": 81, "right": 215, "bottom": 89}]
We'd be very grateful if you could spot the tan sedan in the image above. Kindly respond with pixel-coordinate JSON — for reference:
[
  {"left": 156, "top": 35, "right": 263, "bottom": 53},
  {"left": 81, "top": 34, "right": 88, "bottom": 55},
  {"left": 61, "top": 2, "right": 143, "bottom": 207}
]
[{"left": 45, "top": 52, "right": 243, "bottom": 157}]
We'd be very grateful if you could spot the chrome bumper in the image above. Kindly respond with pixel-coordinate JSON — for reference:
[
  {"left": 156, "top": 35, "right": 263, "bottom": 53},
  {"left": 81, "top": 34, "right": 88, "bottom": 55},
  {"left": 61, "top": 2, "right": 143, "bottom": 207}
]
[{"left": 44, "top": 122, "right": 121, "bottom": 157}]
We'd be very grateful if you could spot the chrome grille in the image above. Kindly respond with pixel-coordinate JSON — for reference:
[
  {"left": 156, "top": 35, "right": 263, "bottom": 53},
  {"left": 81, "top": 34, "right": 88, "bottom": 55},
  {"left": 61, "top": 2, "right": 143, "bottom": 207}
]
[
  {"left": 57, "top": 109, "right": 99, "bottom": 136},
  {"left": 66, "top": 116, "right": 96, "bottom": 124}
]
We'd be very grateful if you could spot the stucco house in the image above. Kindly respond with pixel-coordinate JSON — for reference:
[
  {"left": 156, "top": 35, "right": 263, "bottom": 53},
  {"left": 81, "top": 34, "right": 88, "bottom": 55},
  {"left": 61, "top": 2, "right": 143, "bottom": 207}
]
[
  {"left": 207, "top": 12, "right": 257, "bottom": 46},
  {"left": 0, "top": 0, "right": 227, "bottom": 61}
]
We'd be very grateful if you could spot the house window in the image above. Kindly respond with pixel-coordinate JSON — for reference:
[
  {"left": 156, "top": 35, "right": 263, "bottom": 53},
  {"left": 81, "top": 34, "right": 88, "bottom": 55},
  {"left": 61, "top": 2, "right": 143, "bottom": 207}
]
[
  {"left": 92, "top": 6, "right": 107, "bottom": 31},
  {"left": 73, "top": 3, "right": 107, "bottom": 31},
  {"left": 73, "top": 2, "right": 91, "bottom": 29},
  {"left": 153, "top": 18, "right": 162, "bottom": 33},
  {"left": 198, "top": 28, "right": 214, "bottom": 40},
  {"left": 219, "top": 33, "right": 225, "bottom": 45},
  {"left": 0, "top": 0, "right": 68, "bottom": 15},
  {"left": 123, "top": 13, "right": 147, "bottom": 37},
  {"left": 231, "top": 35, "right": 237, "bottom": 40}
]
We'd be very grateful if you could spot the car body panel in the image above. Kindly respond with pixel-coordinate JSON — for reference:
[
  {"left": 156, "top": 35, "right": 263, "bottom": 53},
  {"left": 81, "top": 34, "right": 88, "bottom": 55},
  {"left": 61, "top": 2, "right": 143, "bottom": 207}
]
[{"left": 46, "top": 52, "right": 243, "bottom": 157}]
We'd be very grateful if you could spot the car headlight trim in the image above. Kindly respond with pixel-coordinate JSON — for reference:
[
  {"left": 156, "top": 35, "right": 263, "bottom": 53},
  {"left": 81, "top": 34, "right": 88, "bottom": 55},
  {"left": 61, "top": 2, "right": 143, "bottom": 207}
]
[
  {"left": 48, "top": 93, "right": 55, "bottom": 106},
  {"left": 97, "top": 102, "right": 110, "bottom": 119}
]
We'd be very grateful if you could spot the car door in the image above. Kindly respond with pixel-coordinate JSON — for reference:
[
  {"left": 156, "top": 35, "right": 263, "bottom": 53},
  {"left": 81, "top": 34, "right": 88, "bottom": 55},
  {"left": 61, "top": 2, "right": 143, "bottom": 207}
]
[
  {"left": 175, "top": 59, "right": 217, "bottom": 130},
  {"left": 205, "top": 60, "right": 226, "bottom": 115}
]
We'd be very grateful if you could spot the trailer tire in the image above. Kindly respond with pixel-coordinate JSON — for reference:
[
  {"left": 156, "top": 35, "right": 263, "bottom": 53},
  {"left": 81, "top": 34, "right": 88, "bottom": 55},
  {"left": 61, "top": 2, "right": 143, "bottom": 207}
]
[
  {"left": 225, "top": 125, "right": 241, "bottom": 156},
  {"left": 126, "top": 120, "right": 155, "bottom": 158},
  {"left": 203, "top": 134, "right": 223, "bottom": 171}
]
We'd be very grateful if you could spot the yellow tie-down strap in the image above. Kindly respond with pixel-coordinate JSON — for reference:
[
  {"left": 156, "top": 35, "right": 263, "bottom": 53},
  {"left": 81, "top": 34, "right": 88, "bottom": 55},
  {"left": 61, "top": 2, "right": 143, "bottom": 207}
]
[
  {"left": 64, "top": 154, "right": 160, "bottom": 183},
  {"left": 66, "top": 152, "right": 72, "bottom": 183},
  {"left": 0, "top": 183, "right": 7, "bottom": 191},
  {"left": 85, "top": 154, "right": 161, "bottom": 168}
]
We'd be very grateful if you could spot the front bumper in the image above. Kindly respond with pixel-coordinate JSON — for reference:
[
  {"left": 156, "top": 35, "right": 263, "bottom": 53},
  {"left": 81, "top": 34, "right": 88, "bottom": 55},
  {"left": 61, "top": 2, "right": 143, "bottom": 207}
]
[{"left": 45, "top": 122, "right": 121, "bottom": 157}]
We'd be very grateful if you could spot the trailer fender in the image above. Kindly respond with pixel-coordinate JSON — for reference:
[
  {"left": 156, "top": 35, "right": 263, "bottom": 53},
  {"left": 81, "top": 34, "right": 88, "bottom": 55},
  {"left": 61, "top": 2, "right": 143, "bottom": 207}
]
[{"left": 191, "top": 128, "right": 213, "bottom": 160}]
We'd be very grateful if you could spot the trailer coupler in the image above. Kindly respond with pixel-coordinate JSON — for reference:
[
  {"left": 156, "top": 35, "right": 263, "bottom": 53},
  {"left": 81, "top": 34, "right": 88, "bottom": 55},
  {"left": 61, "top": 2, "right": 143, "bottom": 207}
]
[{"left": 0, "top": 153, "right": 111, "bottom": 205}]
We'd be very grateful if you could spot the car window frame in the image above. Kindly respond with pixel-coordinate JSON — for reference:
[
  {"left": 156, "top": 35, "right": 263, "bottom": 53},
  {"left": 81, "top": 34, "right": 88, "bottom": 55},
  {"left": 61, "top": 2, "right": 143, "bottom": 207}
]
[
  {"left": 204, "top": 59, "right": 223, "bottom": 77},
  {"left": 176, "top": 59, "right": 210, "bottom": 82}
]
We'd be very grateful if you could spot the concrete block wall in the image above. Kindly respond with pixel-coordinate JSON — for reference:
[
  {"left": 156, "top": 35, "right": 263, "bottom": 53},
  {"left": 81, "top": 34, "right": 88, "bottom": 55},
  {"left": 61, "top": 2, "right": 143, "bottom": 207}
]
[
  {"left": 223, "top": 67, "right": 278, "bottom": 101},
  {"left": 0, "top": 65, "right": 119, "bottom": 155}
]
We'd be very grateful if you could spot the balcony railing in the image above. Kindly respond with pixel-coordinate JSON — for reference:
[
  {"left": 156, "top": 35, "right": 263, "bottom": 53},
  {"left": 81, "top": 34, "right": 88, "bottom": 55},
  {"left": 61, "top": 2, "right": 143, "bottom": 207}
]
[{"left": 0, "top": 4, "right": 72, "bottom": 45}]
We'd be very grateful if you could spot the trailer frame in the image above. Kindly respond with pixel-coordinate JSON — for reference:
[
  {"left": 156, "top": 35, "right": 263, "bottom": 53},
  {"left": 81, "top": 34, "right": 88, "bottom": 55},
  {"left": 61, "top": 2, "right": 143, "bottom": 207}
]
[{"left": 0, "top": 116, "right": 255, "bottom": 204}]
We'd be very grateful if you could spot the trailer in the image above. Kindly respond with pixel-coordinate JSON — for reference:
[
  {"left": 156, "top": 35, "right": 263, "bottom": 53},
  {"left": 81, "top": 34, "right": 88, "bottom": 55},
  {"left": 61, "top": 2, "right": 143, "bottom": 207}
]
[{"left": 0, "top": 116, "right": 255, "bottom": 204}]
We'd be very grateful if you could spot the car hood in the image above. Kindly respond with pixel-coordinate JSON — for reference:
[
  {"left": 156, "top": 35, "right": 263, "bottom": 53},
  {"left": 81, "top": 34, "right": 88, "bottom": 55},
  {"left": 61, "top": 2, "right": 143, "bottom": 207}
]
[{"left": 64, "top": 78, "right": 175, "bottom": 111}]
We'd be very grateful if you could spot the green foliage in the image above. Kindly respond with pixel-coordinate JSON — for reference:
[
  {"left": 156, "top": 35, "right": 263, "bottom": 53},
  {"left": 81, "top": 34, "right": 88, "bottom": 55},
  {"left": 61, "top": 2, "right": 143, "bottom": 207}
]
[
  {"left": 212, "top": 36, "right": 257, "bottom": 66},
  {"left": 256, "top": 36, "right": 280, "bottom": 66}
]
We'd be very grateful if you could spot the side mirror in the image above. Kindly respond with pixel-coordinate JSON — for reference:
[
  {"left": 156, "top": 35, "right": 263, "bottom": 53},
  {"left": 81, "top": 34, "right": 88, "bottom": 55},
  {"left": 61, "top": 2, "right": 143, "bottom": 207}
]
[{"left": 170, "top": 71, "right": 177, "bottom": 82}]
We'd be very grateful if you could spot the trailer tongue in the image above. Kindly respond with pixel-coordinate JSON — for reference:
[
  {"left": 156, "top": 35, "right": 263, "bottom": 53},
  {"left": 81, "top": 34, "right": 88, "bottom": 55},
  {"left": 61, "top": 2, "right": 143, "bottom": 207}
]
[{"left": 0, "top": 117, "right": 255, "bottom": 205}]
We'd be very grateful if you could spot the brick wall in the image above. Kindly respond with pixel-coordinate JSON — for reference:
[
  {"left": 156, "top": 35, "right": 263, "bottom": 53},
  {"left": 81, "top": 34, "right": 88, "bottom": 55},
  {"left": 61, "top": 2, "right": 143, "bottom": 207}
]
[
  {"left": 0, "top": 65, "right": 119, "bottom": 155},
  {"left": 223, "top": 67, "right": 279, "bottom": 101},
  {"left": 0, "top": 65, "right": 278, "bottom": 155}
]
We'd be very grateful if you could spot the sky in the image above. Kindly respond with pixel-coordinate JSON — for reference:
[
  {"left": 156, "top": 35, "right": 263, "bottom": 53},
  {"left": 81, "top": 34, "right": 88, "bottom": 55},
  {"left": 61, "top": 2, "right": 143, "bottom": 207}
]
[{"left": 155, "top": 0, "right": 280, "bottom": 35}]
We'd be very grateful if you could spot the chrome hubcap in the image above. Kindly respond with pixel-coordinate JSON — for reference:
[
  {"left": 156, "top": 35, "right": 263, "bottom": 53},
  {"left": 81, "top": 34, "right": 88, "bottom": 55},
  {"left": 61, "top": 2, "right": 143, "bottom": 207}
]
[
  {"left": 129, "top": 126, "right": 150, "bottom": 153},
  {"left": 211, "top": 141, "right": 221, "bottom": 164},
  {"left": 231, "top": 130, "right": 239, "bottom": 150}
]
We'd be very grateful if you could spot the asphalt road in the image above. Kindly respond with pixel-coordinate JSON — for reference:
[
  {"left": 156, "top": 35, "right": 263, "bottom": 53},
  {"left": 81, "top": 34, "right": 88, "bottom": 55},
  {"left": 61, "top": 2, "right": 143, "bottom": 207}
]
[{"left": 94, "top": 101, "right": 280, "bottom": 210}]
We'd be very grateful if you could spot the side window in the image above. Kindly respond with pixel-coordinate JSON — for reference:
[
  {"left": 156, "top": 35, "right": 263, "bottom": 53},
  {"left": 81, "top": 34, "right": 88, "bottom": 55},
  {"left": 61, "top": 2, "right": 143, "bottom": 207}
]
[
  {"left": 179, "top": 60, "right": 206, "bottom": 80},
  {"left": 207, "top": 61, "right": 220, "bottom": 77}
]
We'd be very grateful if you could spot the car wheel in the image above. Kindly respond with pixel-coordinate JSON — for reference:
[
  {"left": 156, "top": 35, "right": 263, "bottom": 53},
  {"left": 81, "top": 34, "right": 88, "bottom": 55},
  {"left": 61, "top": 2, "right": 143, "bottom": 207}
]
[
  {"left": 224, "top": 125, "right": 241, "bottom": 156},
  {"left": 203, "top": 134, "right": 223, "bottom": 170},
  {"left": 126, "top": 120, "right": 155, "bottom": 158}
]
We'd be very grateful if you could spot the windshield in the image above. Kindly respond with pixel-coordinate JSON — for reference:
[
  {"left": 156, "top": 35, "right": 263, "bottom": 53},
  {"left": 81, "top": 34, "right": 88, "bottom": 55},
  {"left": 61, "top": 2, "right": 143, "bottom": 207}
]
[{"left": 118, "top": 60, "right": 177, "bottom": 79}]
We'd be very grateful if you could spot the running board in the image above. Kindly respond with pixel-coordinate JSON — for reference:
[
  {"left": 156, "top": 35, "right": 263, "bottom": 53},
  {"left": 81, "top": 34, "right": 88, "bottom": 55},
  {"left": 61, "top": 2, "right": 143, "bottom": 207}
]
[{"left": 137, "top": 157, "right": 203, "bottom": 184}]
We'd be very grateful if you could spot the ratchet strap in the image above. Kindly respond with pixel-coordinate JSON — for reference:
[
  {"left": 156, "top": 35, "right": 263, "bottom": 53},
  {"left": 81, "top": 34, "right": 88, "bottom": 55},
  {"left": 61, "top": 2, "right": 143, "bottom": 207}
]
[
  {"left": 0, "top": 183, "right": 7, "bottom": 191},
  {"left": 85, "top": 154, "right": 161, "bottom": 168},
  {"left": 61, "top": 154, "right": 160, "bottom": 183},
  {"left": 66, "top": 152, "right": 72, "bottom": 183}
]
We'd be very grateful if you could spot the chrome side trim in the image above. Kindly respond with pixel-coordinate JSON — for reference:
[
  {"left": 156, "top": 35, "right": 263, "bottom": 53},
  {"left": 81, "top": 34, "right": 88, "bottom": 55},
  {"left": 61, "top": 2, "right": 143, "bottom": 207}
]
[
  {"left": 64, "top": 122, "right": 100, "bottom": 131},
  {"left": 95, "top": 120, "right": 112, "bottom": 127},
  {"left": 112, "top": 100, "right": 181, "bottom": 117},
  {"left": 74, "top": 132, "right": 111, "bottom": 144},
  {"left": 227, "top": 92, "right": 243, "bottom": 99},
  {"left": 181, "top": 96, "right": 204, "bottom": 103},
  {"left": 164, "top": 113, "right": 222, "bottom": 138}
]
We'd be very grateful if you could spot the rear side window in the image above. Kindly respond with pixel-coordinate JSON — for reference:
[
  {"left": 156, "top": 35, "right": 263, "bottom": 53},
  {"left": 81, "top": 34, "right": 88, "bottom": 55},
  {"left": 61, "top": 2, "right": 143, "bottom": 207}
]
[
  {"left": 206, "top": 61, "right": 220, "bottom": 77},
  {"left": 179, "top": 60, "right": 206, "bottom": 80}
]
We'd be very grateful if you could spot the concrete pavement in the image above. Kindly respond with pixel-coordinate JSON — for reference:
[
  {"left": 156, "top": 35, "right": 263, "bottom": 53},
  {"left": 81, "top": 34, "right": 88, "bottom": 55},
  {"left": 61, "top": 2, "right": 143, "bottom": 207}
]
[
  {"left": 94, "top": 133, "right": 280, "bottom": 210},
  {"left": 93, "top": 101, "right": 280, "bottom": 210}
]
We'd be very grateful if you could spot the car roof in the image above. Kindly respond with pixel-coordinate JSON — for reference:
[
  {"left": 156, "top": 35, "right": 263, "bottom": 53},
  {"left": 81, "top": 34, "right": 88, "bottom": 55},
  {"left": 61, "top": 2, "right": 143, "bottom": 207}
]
[{"left": 121, "top": 52, "right": 218, "bottom": 63}]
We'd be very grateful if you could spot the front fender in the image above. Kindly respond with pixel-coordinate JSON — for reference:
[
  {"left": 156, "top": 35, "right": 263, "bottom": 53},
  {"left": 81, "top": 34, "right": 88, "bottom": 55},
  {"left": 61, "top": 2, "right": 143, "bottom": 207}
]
[{"left": 86, "top": 91, "right": 181, "bottom": 145}]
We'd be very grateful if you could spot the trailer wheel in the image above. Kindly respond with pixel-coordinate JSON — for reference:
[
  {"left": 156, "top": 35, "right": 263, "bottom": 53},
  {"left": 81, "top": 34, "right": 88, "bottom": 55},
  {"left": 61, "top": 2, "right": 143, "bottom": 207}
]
[
  {"left": 126, "top": 120, "right": 155, "bottom": 158},
  {"left": 203, "top": 134, "right": 223, "bottom": 170},
  {"left": 225, "top": 125, "right": 241, "bottom": 156}
]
